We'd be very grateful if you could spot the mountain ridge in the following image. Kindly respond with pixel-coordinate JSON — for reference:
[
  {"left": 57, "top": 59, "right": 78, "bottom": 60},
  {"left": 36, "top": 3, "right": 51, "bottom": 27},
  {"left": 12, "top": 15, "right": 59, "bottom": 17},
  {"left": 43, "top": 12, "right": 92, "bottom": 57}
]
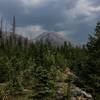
[{"left": 34, "top": 32, "right": 68, "bottom": 46}]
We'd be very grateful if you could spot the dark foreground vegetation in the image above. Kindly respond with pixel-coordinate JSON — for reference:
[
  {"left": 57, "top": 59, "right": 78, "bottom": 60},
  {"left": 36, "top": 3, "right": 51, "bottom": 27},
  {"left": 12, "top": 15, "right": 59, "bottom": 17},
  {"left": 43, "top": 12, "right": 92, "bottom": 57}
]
[{"left": 0, "top": 17, "right": 100, "bottom": 100}]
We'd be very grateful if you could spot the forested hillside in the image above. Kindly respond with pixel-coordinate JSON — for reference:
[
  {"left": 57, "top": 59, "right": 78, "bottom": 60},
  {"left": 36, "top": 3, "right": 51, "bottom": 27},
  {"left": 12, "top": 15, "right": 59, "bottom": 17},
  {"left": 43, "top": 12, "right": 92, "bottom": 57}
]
[{"left": 0, "top": 19, "right": 100, "bottom": 100}]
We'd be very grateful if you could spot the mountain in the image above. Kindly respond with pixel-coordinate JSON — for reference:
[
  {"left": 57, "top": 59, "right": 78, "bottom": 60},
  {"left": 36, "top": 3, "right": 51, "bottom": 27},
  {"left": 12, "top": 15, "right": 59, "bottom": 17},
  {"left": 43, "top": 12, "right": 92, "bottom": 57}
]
[{"left": 34, "top": 32, "right": 68, "bottom": 46}]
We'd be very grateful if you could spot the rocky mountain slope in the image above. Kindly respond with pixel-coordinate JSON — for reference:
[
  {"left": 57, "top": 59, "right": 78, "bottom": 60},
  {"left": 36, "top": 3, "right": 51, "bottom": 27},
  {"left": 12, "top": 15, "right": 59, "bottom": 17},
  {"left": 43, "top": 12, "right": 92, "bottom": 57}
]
[{"left": 34, "top": 32, "right": 68, "bottom": 46}]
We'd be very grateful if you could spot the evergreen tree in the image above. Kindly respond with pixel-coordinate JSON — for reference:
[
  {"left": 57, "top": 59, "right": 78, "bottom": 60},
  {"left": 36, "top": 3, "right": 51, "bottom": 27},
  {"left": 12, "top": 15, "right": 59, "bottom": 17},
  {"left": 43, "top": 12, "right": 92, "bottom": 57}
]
[
  {"left": 87, "top": 22, "right": 100, "bottom": 99},
  {"left": 31, "top": 66, "right": 55, "bottom": 100}
]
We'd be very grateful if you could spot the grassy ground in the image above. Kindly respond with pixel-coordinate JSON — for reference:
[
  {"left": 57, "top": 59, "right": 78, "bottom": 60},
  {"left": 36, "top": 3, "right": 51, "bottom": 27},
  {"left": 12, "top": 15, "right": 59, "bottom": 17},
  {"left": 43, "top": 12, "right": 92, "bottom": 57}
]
[{"left": 0, "top": 83, "right": 33, "bottom": 100}]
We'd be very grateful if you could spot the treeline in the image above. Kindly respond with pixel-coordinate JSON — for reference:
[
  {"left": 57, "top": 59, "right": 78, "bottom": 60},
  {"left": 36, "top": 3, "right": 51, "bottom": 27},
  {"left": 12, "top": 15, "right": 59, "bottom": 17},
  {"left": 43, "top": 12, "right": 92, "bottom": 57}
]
[{"left": 0, "top": 17, "right": 100, "bottom": 99}]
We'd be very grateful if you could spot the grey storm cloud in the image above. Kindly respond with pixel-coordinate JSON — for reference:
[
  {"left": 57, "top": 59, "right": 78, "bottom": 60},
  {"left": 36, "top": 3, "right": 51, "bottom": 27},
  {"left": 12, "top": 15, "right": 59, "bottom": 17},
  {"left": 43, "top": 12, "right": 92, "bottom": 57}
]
[{"left": 0, "top": 0, "right": 100, "bottom": 44}]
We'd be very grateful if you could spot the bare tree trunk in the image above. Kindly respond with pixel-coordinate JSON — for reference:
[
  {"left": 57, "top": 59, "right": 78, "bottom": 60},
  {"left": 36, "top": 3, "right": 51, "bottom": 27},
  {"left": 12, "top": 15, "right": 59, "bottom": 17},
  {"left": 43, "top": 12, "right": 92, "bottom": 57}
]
[
  {"left": 0, "top": 18, "right": 3, "bottom": 46},
  {"left": 12, "top": 16, "right": 16, "bottom": 35},
  {"left": 12, "top": 16, "right": 16, "bottom": 45},
  {"left": 0, "top": 17, "right": 3, "bottom": 38}
]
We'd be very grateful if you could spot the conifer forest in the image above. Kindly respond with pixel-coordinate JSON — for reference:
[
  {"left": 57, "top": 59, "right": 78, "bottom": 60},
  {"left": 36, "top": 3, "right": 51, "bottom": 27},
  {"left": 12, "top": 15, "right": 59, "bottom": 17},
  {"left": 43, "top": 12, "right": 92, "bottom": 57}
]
[{"left": 0, "top": 17, "right": 100, "bottom": 100}]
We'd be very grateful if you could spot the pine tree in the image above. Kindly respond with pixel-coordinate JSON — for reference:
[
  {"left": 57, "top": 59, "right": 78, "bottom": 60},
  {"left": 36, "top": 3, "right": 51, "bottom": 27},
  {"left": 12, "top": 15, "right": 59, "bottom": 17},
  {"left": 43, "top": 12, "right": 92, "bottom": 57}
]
[
  {"left": 31, "top": 66, "right": 55, "bottom": 100},
  {"left": 87, "top": 22, "right": 100, "bottom": 99}
]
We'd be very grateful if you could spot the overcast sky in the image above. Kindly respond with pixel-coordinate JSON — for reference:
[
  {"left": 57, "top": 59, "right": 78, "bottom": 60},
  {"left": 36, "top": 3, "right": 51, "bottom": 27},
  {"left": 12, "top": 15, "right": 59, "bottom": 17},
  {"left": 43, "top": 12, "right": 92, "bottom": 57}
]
[{"left": 0, "top": 0, "right": 100, "bottom": 44}]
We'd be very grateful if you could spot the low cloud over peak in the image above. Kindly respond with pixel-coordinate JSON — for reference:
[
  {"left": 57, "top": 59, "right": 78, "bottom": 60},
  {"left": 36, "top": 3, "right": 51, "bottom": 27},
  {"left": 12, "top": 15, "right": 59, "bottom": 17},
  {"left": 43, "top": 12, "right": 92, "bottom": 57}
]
[{"left": 0, "top": 0, "right": 100, "bottom": 44}]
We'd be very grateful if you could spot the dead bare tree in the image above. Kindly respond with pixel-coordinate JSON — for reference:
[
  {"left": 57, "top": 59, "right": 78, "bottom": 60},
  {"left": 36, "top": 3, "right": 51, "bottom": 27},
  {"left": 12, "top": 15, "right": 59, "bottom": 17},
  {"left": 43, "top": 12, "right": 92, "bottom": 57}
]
[
  {"left": 12, "top": 16, "right": 16, "bottom": 35},
  {"left": 0, "top": 17, "right": 3, "bottom": 38},
  {"left": 11, "top": 16, "right": 16, "bottom": 45}
]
